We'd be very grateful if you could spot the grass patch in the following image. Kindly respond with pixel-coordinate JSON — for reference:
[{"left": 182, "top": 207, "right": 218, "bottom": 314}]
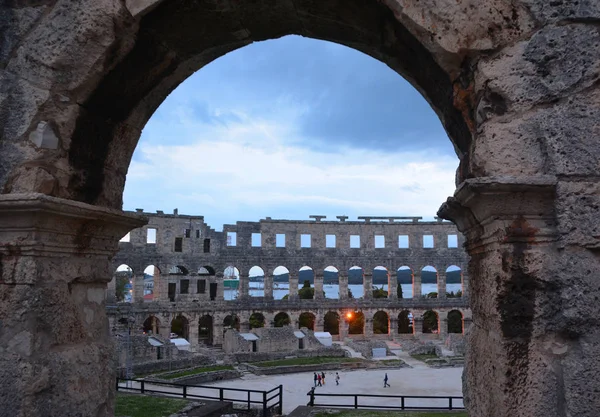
[
  {"left": 115, "top": 393, "right": 188, "bottom": 417},
  {"left": 157, "top": 365, "right": 234, "bottom": 380},
  {"left": 315, "top": 411, "right": 467, "bottom": 417},
  {"left": 255, "top": 357, "right": 361, "bottom": 367},
  {"left": 410, "top": 354, "right": 439, "bottom": 361}
]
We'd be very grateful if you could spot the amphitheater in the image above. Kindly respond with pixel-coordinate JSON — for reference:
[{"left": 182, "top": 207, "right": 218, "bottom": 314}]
[{"left": 107, "top": 210, "right": 471, "bottom": 349}]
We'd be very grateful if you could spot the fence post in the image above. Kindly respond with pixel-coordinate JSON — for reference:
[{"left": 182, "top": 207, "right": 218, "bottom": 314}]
[
  {"left": 248, "top": 391, "right": 251, "bottom": 410},
  {"left": 449, "top": 397, "right": 453, "bottom": 410},
  {"left": 220, "top": 388, "right": 224, "bottom": 401},
  {"left": 278, "top": 385, "right": 283, "bottom": 415},
  {"left": 115, "top": 377, "right": 119, "bottom": 392},
  {"left": 307, "top": 388, "right": 315, "bottom": 406},
  {"left": 262, "top": 391, "right": 267, "bottom": 417},
  {"left": 183, "top": 385, "right": 187, "bottom": 399},
  {"left": 140, "top": 380, "right": 145, "bottom": 394},
  {"left": 354, "top": 395, "right": 358, "bottom": 409},
  {"left": 401, "top": 396, "right": 405, "bottom": 410}
]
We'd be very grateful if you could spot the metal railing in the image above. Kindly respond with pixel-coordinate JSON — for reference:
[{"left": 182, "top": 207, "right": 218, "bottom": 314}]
[
  {"left": 307, "top": 388, "right": 463, "bottom": 411},
  {"left": 117, "top": 378, "right": 282, "bottom": 416}
]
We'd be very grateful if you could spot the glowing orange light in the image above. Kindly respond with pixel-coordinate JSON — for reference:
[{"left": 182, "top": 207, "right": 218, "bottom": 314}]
[{"left": 346, "top": 312, "right": 353, "bottom": 319}]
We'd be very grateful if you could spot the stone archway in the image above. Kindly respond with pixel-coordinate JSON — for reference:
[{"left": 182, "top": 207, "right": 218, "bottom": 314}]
[{"left": 1, "top": 2, "right": 599, "bottom": 417}]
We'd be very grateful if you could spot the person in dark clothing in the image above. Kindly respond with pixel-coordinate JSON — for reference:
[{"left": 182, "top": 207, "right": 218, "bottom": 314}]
[
  {"left": 384, "top": 373, "right": 390, "bottom": 388},
  {"left": 314, "top": 372, "right": 318, "bottom": 387},
  {"left": 321, "top": 371, "right": 326, "bottom": 386},
  {"left": 317, "top": 373, "right": 322, "bottom": 387},
  {"left": 335, "top": 372, "right": 340, "bottom": 386}
]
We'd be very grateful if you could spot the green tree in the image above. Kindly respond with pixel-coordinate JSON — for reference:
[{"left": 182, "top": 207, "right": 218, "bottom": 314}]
[
  {"left": 398, "top": 312, "right": 413, "bottom": 334},
  {"left": 299, "top": 312, "right": 315, "bottom": 329},
  {"left": 447, "top": 310, "right": 463, "bottom": 333},
  {"left": 324, "top": 313, "right": 340, "bottom": 335},
  {"left": 115, "top": 274, "right": 130, "bottom": 302},
  {"left": 373, "top": 312, "right": 389, "bottom": 334},
  {"left": 249, "top": 313, "right": 265, "bottom": 329},
  {"left": 372, "top": 286, "right": 387, "bottom": 298},
  {"left": 298, "top": 280, "right": 314, "bottom": 299},
  {"left": 348, "top": 312, "right": 364, "bottom": 334},
  {"left": 274, "top": 313, "right": 290, "bottom": 327},
  {"left": 397, "top": 283, "right": 403, "bottom": 299},
  {"left": 347, "top": 287, "right": 354, "bottom": 299},
  {"left": 427, "top": 292, "right": 438, "bottom": 298},
  {"left": 423, "top": 311, "right": 438, "bottom": 333}
]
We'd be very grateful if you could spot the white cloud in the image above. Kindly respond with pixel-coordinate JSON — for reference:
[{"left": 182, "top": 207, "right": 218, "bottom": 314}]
[{"left": 124, "top": 114, "right": 458, "bottom": 229}]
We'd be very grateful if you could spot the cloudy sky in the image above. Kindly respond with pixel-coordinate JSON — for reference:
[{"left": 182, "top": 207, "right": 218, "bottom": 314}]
[{"left": 124, "top": 35, "right": 458, "bottom": 230}]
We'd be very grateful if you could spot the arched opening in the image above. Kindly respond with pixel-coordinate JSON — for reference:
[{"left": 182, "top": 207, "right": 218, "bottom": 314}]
[
  {"left": 398, "top": 310, "right": 413, "bottom": 335},
  {"left": 372, "top": 266, "right": 389, "bottom": 298},
  {"left": 249, "top": 266, "right": 265, "bottom": 297},
  {"left": 223, "top": 266, "right": 240, "bottom": 301},
  {"left": 421, "top": 266, "right": 438, "bottom": 298},
  {"left": 348, "top": 266, "right": 364, "bottom": 299},
  {"left": 223, "top": 315, "right": 240, "bottom": 333},
  {"left": 168, "top": 265, "right": 189, "bottom": 275},
  {"left": 198, "top": 315, "right": 213, "bottom": 346},
  {"left": 348, "top": 311, "right": 365, "bottom": 335},
  {"left": 171, "top": 315, "right": 190, "bottom": 340},
  {"left": 143, "top": 265, "right": 159, "bottom": 301},
  {"left": 446, "top": 266, "right": 463, "bottom": 298},
  {"left": 272, "top": 266, "right": 290, "bottom": 300},
  {"left": 274, "top": 312, "right": 291, "bottom": 327},
  {"left": 114, "top": 264, "right": 133, "bottom": 303},
  {"left": 373, "top": 311, "right": 389, "bottom": 335},
  {"left": 142, "top": 315, "right": 161, "bottom": 335},
  {"left": 422, "top": 310, "right": 439, "bottom": 334},
  {"left": 324, "top": 311, "right": 340, "bottom": 335},
  {"left": 198, "top": 266, "right": 216, "bottom": 276},
  {"left": 448, "top": 310, "right": 464, "bottom": 334},
  {"left": 397, "top": 266, "right": 413, "bottom": 299},
  {"left": 323, "top": 266, "right": 339, "bottom": 299},
  {"left": 298, "top": 266, "right": 314, "bottom": 299},
  {"left": 249, "top": 312, "right": 266, "bottom": 329},
  {"left": 298, "top": 312, "right": 316, "bottom": 331}
]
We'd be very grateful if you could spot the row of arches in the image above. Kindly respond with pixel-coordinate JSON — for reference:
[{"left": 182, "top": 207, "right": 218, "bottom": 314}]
[
  {"left": 114, "top": 263, "right": 464, "bottom": 302},
  {"left": 141, "top": 309, "right": 466, "bottom": 345}
]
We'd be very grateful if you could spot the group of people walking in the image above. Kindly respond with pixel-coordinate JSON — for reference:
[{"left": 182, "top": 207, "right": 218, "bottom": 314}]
[{"left": 314, "top": 371, "right": 341, "bottom": 387}]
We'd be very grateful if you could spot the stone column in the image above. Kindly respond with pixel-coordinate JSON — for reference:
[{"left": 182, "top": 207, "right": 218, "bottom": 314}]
[
  {"left": 339, "top": 273, "right": 349, "bottom": 300},
  {"left": 213, "top": 322, "right": 224, "bottom": 346},
  {"left": 438, "top": 312, "right": 448, "bottom": 339},
  {"left": 364, "top": 318, "right": 373, "bottom": 338},
  {"left": 389, "top": 317, "right": 398, "bottom": 340},
  {"left": 461, "top": 273, "right": 469, "bottom": 299},
  {"left": 413, "top": 271, "right": 422, "bottom": 299},
  {"left": 133, "top": 274, "right": 145, "bottom": 303},
  {"left": 363, "top": 272, "right": 372, "bottom": 299},
  {"left": 388, "top": 271, "right": 397, "bottom": 299},
  {"left": 215, "top": 274, "right": 224, "bottom": 301},
  {"left": 239, "top": 274, "right": 250, "bottom": 299},
  {"left": 240, "top": 319, "right": 250, "bottom": 332},
  {"left": 289, "top": 274, "right": 299, "bottom": 300},
  {"left": 463, "top": 317, "right": 472, "bottom": 334},
  {"left": 159, "top": 323, "right": 171, "bottom": 339},
  {"left": 413, "top": 317, "right": 423, "bottom": 337},
  {"left": 339, "top": 317, "right": 349, "bottom": 340},
  {"left": 314, "top": 272, "right": 324, "bottom": 299},
  {"left": 264, "top": 274, "right": 274, "bottom": 300},
  {"left": 0, "top": 194, "right": 145, "bottom": 417},
  {"left": 188, "top": 322, "right": 199, "bottom": 351},
  {"left": 439, "top": 178, "right": 600, "bottom": 416},
  {"left": 315, "top": 316, "right": 324, "bottom": 332},
  {"left": 437, "top": 272, "right": 447, "bottom": 299}
]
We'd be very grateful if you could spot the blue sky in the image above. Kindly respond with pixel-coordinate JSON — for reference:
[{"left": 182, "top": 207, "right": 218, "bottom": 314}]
[{"left": 124, "top": 35, "right": 458, "bottom": 230}]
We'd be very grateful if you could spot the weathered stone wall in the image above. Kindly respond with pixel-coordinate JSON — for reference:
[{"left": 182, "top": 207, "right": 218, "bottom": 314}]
[{"left": 2, "top": 1, "right": 600, "bottom": 416}]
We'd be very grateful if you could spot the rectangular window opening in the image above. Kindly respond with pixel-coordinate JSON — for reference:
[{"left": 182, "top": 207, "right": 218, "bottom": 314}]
[
  {"left": 326, "top": 234, "right": 336, "bottom": 248},
  {"left": 185, "top": 229, "right": 191, "bottom": 238},
  {"left": 447, "top": 234, "right": 458, "bottom": 248},
  {"left": 423, "top": 235, "right": 434, "bottom": 248},
  {"left": 398, "top": 235, "right": 409, "bottom": 249},
  {"left": 180, "top": 279, "right": 189, "bottom": 294},
  {"left": 300, "top": 234, "right": 311, "bottom": 248},
  {"left": 197, "top": 279, "right": 206, "bottom": 294},
  {"left": 120, "top": 232, "right": 130, "bottom": 243},
  {"left": 374, "top": 235, "right": 385, "bottom": 248},
  {"left": 276, "top": 234, "right": 286, "bottom": 247},
  {"left": 174, "top": 237, "right": 183, "bottom": 252},
  {"left": 146, "top": 228, "right": 157, "bottom": 244},
  {"left": 350, "top": 235, "right": 360, "bottom": 248},
  {"left": 196, "top": 229, "right": 200, "bottom": 238},
  {"left": 203, "top": 238, "right": 211, "bottom": 253},
  {"left": 251, "top": 233, "right": 262, "bottom": 247},
  {"left": 226, "top": 232, "right": 237, "bottom": 246}
]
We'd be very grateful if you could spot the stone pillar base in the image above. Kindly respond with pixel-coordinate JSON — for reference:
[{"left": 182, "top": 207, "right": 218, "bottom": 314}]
[{"left": 0, "top": 194, "right": 145, "bottom": 417}]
